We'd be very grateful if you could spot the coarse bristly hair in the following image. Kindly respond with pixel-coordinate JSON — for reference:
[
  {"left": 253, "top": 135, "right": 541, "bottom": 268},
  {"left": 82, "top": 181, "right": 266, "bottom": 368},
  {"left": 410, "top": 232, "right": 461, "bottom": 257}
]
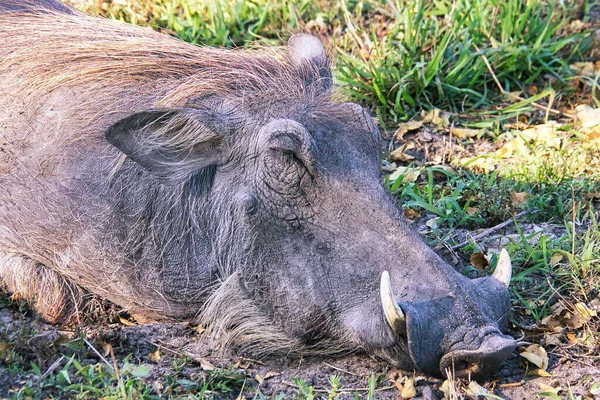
[{"left": 0, "top": 4, "right": 349, "bottom": 358}]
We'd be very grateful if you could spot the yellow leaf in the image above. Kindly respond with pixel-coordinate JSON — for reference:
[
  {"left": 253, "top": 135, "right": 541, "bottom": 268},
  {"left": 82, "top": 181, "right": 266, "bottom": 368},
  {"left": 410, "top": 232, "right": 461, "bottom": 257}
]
[
  {"left": 550, "top": 253, "right": 563, "bottom": 266},
  {"left": 538, "top": 382, "right": 561, "bottom": 394},
  {"left": 119, "top": 316, "right": 137, "bottom": 326},
  {"left": 575, "top": 105, "right": 600, "bottom": 128},
  {"left": 465, "top": 381, "right": 490, "bottom": 398},
  {"left": 401, "top": 378, "right": 417, "bottom": 399},
  {"left": 451, "top": 128, "right": 479, "bottom": 138},
  {"left": 574, "top": 302, "right": 597, "bottom": 319},
  {"left": 496, "top": 138, "right": 529, "bottom": 158},
  {"left": 395, "top": 120, "right": 423, "bottom": 139},
  {"left": 520, "top": 344, "right": 549, "bottom": 370},
  {"left": 421, "top": 108, "right": 449, "bottom": 127},
  {"left": 403, "top": 208, "right": 421, "bottom": 220},
  {"left": 544, "top": 332, "right": 562, "bottom": 346},
  {"left": 529, "top": 368, "right": 552, "bottom": 377},
  {"left": 510, "top": 191, "right": 530, "bottom": 207},
  {"left": 390, "top": 143, "right": 416, "bottom": 162},
  {"left": 148, "top": 349, "right": 161, "bottom": 362},
  {"left": 470, "top": 252, "right": 489, "bottom": 270}
]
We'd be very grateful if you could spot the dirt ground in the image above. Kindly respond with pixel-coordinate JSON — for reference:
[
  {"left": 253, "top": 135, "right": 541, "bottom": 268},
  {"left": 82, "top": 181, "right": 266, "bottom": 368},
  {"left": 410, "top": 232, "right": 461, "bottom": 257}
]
[{"left": 1, "top": 275, "right": 598, "bottom": 399}]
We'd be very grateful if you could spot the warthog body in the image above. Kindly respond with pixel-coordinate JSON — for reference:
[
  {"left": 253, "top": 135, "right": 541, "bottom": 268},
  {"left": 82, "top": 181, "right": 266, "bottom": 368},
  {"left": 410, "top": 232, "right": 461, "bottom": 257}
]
[{"left": 0, "top": 0, "right": 515, "bottom": 378}]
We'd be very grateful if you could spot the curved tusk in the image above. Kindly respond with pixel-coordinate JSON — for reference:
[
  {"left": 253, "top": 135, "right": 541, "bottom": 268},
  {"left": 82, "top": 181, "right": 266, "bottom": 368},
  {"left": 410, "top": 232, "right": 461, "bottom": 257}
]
[
  {"left": 380, "top": 271, "right": 406, "bottom": 335},
  {"left": 492, "top": 248, "right": 512, "bottom": 288}
]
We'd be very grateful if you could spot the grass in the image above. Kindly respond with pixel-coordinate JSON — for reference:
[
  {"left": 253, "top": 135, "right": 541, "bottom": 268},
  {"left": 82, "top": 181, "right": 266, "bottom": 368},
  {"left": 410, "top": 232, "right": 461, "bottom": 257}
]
[{"left": 4, "top": 0, "right": 599, "bottom": 398}]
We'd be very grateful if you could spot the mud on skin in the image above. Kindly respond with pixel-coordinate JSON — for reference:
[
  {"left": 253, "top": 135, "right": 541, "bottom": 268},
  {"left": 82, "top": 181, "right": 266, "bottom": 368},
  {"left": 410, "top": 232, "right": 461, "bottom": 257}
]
[{"left": 0, "top": 0, "right": 515, "bottom": 379}]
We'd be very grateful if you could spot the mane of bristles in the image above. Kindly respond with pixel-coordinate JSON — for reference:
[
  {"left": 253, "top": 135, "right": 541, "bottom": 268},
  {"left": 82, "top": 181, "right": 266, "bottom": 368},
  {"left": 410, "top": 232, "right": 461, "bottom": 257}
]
[{"left": 0, "top": 10, "right": 330, "bottom": 121}]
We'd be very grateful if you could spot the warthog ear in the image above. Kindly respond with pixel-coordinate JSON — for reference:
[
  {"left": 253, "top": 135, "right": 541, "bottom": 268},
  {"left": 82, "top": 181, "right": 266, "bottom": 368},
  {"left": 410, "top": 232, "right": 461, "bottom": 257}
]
[
  {"left": 105, "top": 108, "right": 229, "bottom": 183},
  {"left": 288, "top": 33, "right": 332, "bottom": 91}
]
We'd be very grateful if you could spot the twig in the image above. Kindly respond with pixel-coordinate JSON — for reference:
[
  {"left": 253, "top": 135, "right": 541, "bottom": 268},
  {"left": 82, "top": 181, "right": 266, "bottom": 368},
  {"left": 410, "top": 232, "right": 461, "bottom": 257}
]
[
  {"left": 39, "top": 355, "right": 65, "bottom": 381},
  {"left": 474, "top": 44, "right": 576, "bottom": 120},
  {"left": 108, "top": 343, "right": 127, "bottom": 400},
  {"left": 82, "top": 338, "right": 114, "bottom": 372},
  {"left": 451, "top": 209, "right": 534, "bottom": 249},
  {"left": 282, "top": 380, "right": 395, "bottom": 393},
  {"left": 323, "top": 362, "right": 363, "bottom": 377},
  {"left": 142, "top": 339, "right": 216, "bottom": 370}
]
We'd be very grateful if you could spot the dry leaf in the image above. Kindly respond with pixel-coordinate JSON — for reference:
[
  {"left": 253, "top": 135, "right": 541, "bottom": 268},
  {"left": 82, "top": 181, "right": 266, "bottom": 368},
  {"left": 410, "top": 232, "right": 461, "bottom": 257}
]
[
  {"left": 470, "top": 252, "right": 489, "bottom": 270},
  {"left": 510, "top": 191, "right": 530, "bottom": 207},
  {"left": 389, "top": 166, "right": 420, "bottom": 183},
  {"left": 390, "top": 143, "right": 416, "bottom": 162},
  {"left": 419, "top": 131, "right": 433, "bottom": 141},
  {"left": 403, "top": 208, "right": 421, "bottom": 220},
  {"left": 574, "top": 302, "right": 597, "bottom": 319},
  {"left": 148, "top": 349, "right": 161, "bottom": 362},
  {"left": 529, "top": 368, "right": 552, "bottom": 377},
  {"left": 263, "top": 371, "right": 280, "bottom": 380},
  {"left": 401, "top": 378, "right": 417, "bottom": 399},
  {"left": 466, "top": 206, "right": 479, "bottom": 215},
  {"left": 451, "top": 128, "right": 479, "bottom": 138},
  {"left": 395, "top": 120, "right": 423, "bottom": 139},
  {"left": 538, "top": 382, "right": 561, "bottom": 395},
  {"left": 195, "top": 324, "right": 207, "bottom": 334},
  {"left": 100, "top": 342, "right": 111, "bottom": 357},
  {"left": 425, "top": 217, "right": 439, "bottom": 229},
  {"left": 421, "top": 108, "right": 449, "bottom": 127},
  {"left": 393, "top": 380, "right": 404, "bottom": 395},
  {"left": 496, "top": 138, "right": 529, "bottom": 158},
  {"left": 519, "top": 122, "right": 562, "bottom": 146},
  {"left": 119, "top": 316, "right": 136, "bottom": 326},
  {"left": 440, "top": 380, "right": 450, "bottom": 398},
  {"left": 571, "top": 62, "right": 597, "bottom": 78},
  {"left": 575, "top": 105, "right": 600, "bottom": 128},
  {"left": 544, "top": 332, "right": 562, "bottom": 346},
  {"left": 550, "top": 253, "right": 563, "bottom": 266},
  {"left": 520, "top": 344, "right": 549, "bottom": 371},
  {"left": 465, "top": 381, "right": 490, "bottom": 399}
]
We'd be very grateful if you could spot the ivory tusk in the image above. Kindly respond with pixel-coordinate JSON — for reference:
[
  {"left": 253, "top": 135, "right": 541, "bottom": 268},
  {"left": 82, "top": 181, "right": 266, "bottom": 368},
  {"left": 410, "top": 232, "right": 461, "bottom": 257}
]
[
  {"left": 492, "top": 248, "right": 512, "bottom": 288},
  {"left": 380, "top": 270, "right": 406, "bottom": 335}
]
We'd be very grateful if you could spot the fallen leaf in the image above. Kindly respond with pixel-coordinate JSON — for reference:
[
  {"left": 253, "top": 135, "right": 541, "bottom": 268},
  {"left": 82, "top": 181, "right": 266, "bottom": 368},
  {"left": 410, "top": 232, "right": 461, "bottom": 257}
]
[
  {"left": 395, "top": 120, "right": 423, "bottom": 140},
  {"left": 440, "top": 380, "right": 450, "bottom": 398},
  {"left": 421, "top": 108, "right": 449, "bottom": 127},
  {"left": 510, "top": 191, "right": 530, "bottom": 207},
  {"left": 425, "top": 217, "right": 439, "bottom": 229},
  {"left": 466, "top": 206, "right": 479, "bottom": 215},
  {"left": 544, "top": 332, "right": 562, "bottom": 346},
  {"left": 195, "top": 324, "right": 207, "bottom": 334},
  {"left": 451, "top": 128, "right": 479, "bottom": 138},
  {"left": 470, "top": 252, "right": 489, "bottom": 270},
  {"left": 465, "top": 381, "right": 490, "bottom": 399},
  {"left": 574, "top": 302, "right": 597, "bottom": 319},
  {"left": 388, "top": 166, "right": 420, "bottom": 183},
  {"left": 529, "top": 368, "right": 552, "bottom": 377},
  {"left": 130, "top": 364, "right": 150, "bottom": 378},
  {"left": 520, "top": 344, "right": 549, "bottom": 371},
  {"left": 571, "top": 62, "right": 597, "bottom": 78},
  {"left": 119, "top": 316, "right": 137, "bottom": 326},
  {"left": 538, "top": 382, "right": 561, "bottom": 395},
  {"left": 550, "top": 253, "right": 563, "bottom": 266},
  {"left": 496, "top": 138, "right": 529, "bottom": 158},
  {"left": 403, "top": 208, "right": 421, "bottom": 220},
  {"left": 390, "top": 143, "right": 416, "bottom": 162},
  {"left": 575, "top": 105, "right": 600, "bottom": 128},
  {"left": 100, "top": 342, "right": 111, "bottom": 357},
  {"left": 148, "top": 349, "right": 161, "bottom": 362},
  {"left": 519, "top": 122, "right": 562, "bottom": 145},
  {"left": 401, "top": 378, "right": 417, "bottom": 399},
  {"left": 263, "top": 371, "right": 280, "bottom": 380}
]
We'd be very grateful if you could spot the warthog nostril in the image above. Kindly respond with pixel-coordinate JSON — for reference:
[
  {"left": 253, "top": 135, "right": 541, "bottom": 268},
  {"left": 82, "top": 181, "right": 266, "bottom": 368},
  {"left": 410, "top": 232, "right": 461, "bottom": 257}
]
[{"left": 440, "top": 335, "right": 516, "bottom": 380}]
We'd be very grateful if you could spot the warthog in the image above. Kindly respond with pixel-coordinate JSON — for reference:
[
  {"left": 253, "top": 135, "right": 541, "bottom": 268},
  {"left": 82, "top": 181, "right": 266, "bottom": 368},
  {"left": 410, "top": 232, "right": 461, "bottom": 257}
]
[{"left": 0, "top": 0, "right": 515, "bottom": 378}]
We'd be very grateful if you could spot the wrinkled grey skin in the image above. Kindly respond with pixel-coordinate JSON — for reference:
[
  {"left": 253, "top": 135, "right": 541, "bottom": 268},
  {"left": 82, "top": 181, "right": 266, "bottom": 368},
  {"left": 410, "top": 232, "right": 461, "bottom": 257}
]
[{"left": 0, "top": 0, "right": 515, "bottom": 379}]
